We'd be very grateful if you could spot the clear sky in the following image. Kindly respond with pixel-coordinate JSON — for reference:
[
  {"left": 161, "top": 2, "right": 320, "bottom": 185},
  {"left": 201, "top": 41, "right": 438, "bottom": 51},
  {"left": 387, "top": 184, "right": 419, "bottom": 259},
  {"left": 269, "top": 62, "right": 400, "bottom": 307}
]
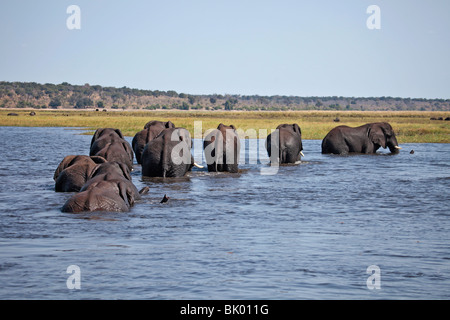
[{"left": 1, "top": 0, "right": 449, "bottom": 98}]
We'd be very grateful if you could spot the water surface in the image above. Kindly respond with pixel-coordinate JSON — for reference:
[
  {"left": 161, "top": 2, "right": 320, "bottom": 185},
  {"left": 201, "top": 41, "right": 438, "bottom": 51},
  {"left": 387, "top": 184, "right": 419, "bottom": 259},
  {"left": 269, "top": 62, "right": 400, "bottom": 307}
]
[{"left": 0, "top": 126, "right": 449, "bottom": 299}]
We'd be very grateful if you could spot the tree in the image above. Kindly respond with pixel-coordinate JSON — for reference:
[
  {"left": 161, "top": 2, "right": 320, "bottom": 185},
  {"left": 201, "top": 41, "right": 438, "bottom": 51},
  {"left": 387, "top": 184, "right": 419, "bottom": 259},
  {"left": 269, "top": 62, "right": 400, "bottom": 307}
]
[
  {"left": 224, "top": 98, "right": 238, "bottom": 110},
  {"left": 166, "top": 90, "right": 178, "bottom": 97},
  {"left": 188, "top": 95, "right": 197, "bottom": 105},
  {"left": 75, "top": 97, "right": 93, "bottom": 109},
  {"left": 49, "top": 98, "right": 61, "bottom": 108}
]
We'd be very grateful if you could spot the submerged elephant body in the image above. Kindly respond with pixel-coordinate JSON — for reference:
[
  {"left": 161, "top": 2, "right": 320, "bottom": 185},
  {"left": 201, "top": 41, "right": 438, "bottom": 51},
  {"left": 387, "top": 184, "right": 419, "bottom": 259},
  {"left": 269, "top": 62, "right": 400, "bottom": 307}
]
[
  {"left": 61, "top": 161, "right": 144, "bottom": 213},
  {"left": 321, "top": 122, "right": 401, "bottom": 155},
  {"left": 203, "top": 124, "right": 240, "bottom": 173},
  {"left": 132, "top": 120, "right": 175, "bottom": 164},
  {"left": 265, "top": 123, "right": 304, "bottom": 164},
  {"left": 54, "top": 155, "right": 107, "bottom": 192},
  {"left": 61, "top": 180, "right": 136, "bottom": 213}
]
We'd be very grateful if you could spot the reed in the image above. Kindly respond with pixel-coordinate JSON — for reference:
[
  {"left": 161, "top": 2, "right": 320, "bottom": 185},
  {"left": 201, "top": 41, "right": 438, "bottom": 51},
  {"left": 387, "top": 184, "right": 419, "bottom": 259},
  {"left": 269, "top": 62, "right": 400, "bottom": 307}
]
[{"left": 1, "top": 109, "right": 449, "bottom": 143}]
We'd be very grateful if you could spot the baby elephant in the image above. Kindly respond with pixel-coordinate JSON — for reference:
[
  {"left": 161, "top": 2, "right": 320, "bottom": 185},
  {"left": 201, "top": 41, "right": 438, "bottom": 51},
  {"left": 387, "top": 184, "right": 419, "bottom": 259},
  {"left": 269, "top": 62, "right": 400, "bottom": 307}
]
[
  {"left": 61, "top": 162, "right": 147, "bottom": 213},
  {"left": 54, "top": 155, "right": 107, "bottom": 192}
]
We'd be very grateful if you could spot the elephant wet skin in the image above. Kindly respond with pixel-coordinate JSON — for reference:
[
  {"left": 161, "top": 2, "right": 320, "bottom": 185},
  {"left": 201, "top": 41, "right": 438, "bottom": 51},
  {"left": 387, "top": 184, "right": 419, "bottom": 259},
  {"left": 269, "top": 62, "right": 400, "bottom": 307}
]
[
  {"left": 321, "top": 122, "right": 401, "bottom": 155},
  {"left": 203, "top": 123, "right": 241, "bottom": 173},
  {"left": 90, "top": 128, "right": 134, "bottom": 170},
  {"left": 141, "top": 127, "right": 202, "bottom": 178},
  {"left": 132, "top": 120, "right": 176, "bottom": 164},
  {"left": 265, "top": 123, "right": 304, "bottom": 165},
  {"left": 61, "top": 180, "right": 138, "bottom": 213},
  {"left": 54, "top": 155, "right": 107, "bottom": 192},
  {"left": 61, "top": 161, "right": 146, "bottom": 213}
]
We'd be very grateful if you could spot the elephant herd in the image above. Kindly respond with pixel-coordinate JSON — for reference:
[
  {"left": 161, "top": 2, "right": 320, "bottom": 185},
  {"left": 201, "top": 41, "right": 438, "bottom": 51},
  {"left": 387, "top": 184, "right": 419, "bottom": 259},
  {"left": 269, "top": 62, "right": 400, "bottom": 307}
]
[
  {"left": 54, "top": 120, "right": 401, "bottom": 213},
  {"left": 55, "top": 128, "right": 149, "bottom": 213}
]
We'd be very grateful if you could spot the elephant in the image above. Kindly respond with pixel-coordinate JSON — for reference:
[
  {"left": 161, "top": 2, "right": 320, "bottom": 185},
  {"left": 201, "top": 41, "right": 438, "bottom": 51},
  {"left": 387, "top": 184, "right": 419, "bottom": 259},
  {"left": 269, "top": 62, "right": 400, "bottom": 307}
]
[
  {"left": 321, "top": 122, "right": 402, "bottom": 155},
  {"left": 265, "top": 123, "right": 304, "bottom": 164},
  {"left": 54, "top": 155, "right": 107, "bottom": 192},
  {"left": 61, "top": 161, "right": 148, "bottom": 213},
  {"left": 203, "top": 124, "right": 241, "bottom": 173},
  {"left": 61, "top": 179, "right": 139, "bottom": 213},
  {"left": 132, "top": 120, "right": 176, "bottom": 164},
  {"left": 141, "top": 127, "right": 202, "bottom": 177},
  {"left": 90, "top": 128, "right": 125, "bottom": 149},
  {"left": 86, "top": 161, "right": 134, "bottom": 185},
  {"left": 90, "top": 128, "right": 134, "bottom": 170}
]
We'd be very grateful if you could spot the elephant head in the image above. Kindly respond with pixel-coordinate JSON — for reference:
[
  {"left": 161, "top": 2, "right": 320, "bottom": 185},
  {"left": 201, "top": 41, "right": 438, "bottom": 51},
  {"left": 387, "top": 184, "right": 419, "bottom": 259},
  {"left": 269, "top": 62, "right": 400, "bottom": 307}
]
[
  {"left": 368, "top": 122, "right": 401, "bottom": 153},
  {"left": 90, "top": 127, "right": 134, "bottom": 170},
  {"left": 203, "top": 123, "right": 241, "bottom": 173},
  {"left": 266, "top": 123, "right": 304, "bottom": 164},
  {"left": 88, "top": 161, "right": 133, "bottom": 182},
  {"left": 141, "top": 127, "right": 201, "bottom": 178},
  {"left": 133, "top": 121, "right": 177, "bottom": 164},
  {"left": 90, "top": 128, "right": 125, "bottom": 149},
  {"left": 143, "top": 120, "right": 176, "bottom": 130},
  {"left": 54, "top": 155, "right": 107, "bottom": 192},
  {"left": 62, "top": 180, "right": 137, "bottom": 213}
]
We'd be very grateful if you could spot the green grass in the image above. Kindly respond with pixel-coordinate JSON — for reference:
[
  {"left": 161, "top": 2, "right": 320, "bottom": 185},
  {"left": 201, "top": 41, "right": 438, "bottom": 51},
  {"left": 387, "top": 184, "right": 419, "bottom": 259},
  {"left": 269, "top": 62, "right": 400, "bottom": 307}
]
[{"left": 1, "top": 109, "right": 449, "bottom": 143}]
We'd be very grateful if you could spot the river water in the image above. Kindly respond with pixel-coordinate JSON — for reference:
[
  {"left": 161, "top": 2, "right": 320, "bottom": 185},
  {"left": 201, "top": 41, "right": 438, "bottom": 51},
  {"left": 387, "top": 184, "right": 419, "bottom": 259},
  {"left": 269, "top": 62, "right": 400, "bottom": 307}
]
[{"left": 0, "top": 126, "right": 449, "bottom": 300}]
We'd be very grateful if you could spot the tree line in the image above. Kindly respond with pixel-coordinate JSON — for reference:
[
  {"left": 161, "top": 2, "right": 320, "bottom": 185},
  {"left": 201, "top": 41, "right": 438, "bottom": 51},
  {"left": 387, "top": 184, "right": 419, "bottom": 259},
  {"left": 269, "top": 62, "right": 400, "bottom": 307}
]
[{"left": 1, "top": 81, "right": 449, "bottom": 111}]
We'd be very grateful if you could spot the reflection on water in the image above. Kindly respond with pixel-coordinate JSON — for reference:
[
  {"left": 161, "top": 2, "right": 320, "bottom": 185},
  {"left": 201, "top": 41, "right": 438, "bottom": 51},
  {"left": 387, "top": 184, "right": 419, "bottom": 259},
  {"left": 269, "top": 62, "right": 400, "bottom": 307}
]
[{"left": 0, "top": 126, "right": 449, "bottom": 299}]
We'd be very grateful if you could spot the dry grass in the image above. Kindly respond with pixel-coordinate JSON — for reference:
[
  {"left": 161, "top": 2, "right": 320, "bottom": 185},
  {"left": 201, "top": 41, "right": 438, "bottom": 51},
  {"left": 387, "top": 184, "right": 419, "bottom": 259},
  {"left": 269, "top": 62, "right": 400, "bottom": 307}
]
[{"left": 1, "top": 109, "right": 449, "bottom": 143}]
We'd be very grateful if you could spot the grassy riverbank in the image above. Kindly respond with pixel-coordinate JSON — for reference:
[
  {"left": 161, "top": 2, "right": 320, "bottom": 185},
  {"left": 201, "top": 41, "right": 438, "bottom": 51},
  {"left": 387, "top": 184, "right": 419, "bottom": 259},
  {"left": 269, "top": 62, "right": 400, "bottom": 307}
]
[{"left": 1, "top": 109, "right": 449, "bottom": 143}]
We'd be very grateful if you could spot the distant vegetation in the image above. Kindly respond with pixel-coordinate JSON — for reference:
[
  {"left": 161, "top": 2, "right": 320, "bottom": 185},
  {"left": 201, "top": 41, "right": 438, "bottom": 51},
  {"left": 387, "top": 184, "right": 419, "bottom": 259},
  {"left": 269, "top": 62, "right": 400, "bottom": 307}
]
[
  {"left": 1, "top": 109, "right": 449, "bottom": 143},
  {"left": 1, "top": 81, "right": 449, "bottom": 112}
]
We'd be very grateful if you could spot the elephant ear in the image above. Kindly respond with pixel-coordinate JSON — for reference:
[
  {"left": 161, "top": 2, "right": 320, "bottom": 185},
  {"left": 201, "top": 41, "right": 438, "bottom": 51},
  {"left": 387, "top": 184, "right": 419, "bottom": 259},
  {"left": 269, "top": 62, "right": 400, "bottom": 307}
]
[
  {"left": 121, "top": 141, "right": 134, "bottom": 162},
  {"left": 53, "top": 155, "right": 77, "bottom": 181},
  {"left": 292, "top": 123, "right": 301, "bottom": 134},
  {"left": 118, "top": 162, "right": 132, "bottom": 181},
  {"left": 90, "top": 128, "right": 104, "bottom": 148},
  {"left": 90, "top": 156, "right": 108, "bottom": 164},
  {"left": 118, "top": 182, "right": 135, "bottom": 208},
  {"left": 115, "top": 129, "right": 125, "bottom": 139},
  {"left": 165, "top": 121, "right": 175, "bottom": 128},
  {"left": 369, "top": 125, "right": 386, "bottom": 148}
]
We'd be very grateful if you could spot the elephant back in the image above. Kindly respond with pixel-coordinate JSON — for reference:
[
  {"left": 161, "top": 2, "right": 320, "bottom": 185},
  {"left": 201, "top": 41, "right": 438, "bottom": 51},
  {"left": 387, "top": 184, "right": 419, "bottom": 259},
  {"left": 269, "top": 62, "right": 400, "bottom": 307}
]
[{"left": 141, "top": 127, "right": 193, "bottom": 177}]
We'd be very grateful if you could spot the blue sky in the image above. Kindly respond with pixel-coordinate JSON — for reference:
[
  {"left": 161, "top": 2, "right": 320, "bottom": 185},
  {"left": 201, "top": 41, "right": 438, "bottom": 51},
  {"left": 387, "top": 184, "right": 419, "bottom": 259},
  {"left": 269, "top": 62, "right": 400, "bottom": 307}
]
[{"left": 1, "top": 0, "right": 449, "bottom": 98}]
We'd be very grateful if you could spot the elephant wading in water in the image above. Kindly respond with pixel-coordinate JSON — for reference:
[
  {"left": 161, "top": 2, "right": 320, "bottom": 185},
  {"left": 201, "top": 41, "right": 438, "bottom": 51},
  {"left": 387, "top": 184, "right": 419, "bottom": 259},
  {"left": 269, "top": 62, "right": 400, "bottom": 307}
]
[
  {"left": 203, "top": 124, "right": 241, "bottom": 173},
  {"left": 54, "top": 155, "right": 107, "bottom": 192},
  {"left": 321, "top": 122, "right": 402, "bottom": 155},
  {"left": 265, "top": 123, "right": 304, "bottom": 164},
  {"left": 141, "top": 127, "right": 203, "bottom": 178},
  {"left": 132, "top": 120, "right": 176, "bottom": 164},
  {"left": 61, "top": 161, "right": 148, "bottom": 213},
  {"left": 90, "top": 128, "right": 134, "bottom": 170}
]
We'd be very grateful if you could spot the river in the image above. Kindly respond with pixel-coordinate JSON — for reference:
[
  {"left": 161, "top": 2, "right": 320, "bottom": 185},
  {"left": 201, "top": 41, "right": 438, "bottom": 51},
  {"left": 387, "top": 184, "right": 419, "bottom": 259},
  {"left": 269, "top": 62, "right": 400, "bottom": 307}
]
[{"left": 0, "top": 126, "right": 449, "bottom": 299}]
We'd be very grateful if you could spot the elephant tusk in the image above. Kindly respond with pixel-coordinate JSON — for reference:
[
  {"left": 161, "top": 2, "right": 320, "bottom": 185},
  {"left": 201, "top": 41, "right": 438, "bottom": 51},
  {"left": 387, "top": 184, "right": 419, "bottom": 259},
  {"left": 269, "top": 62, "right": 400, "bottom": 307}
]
[
  {"left": 395, "top": 146, "right": 402, "bottom": 149},
  {"left": 193, "top": 162, "right": 204, "bottom": 169},
  {"left": 300, "top": 151, "right": 305, "bottom": 157}
]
